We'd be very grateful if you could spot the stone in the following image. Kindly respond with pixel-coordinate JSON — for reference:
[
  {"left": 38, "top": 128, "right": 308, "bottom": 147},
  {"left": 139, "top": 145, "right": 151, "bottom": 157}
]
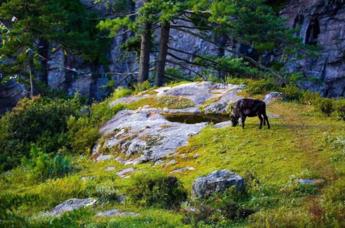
[
  {"left": 96, "top": 209, "right": 138, "bottom": 217},
  {"left": 281, "top": 1, "right": 345, "bottom": 97},
  {"left": 96, "top": 154, "right": 113, "bottom": 162},
  {"left": 45, "top": 198, "right": 97, "bottom": 216},
  {"left": 298, "top": 178, "right": 325, "bottom": 185},
  {"left": 117, "top": 168, "right": 135, "bottom": 178},
  {"left": 170, "top": 167, "right": 195, "bottom": 174},
  {"left": 192, "top": 170, "right": 245, "bottom": 198},
  {"left": 94, "top": 82, "right": 244, "bottom": 162},
  {"left": 105, "top": 166, "right": 116, "bottom": 172},
  {"left": 165, "top": 160, "right": 177, "bottom": 167},
  {"left": 264, "top": 92, "right": 283, "bottom": 104}
]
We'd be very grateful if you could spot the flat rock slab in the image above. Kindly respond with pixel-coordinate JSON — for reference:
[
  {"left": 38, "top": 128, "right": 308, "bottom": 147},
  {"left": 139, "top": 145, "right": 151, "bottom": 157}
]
[
  {"left": 192, "top": 170, "right": 245, "bottom": 198},
  {"left": 298, "top": 178, "right": 325, "bottom": 185},
  {"left": 96, "top": 154, "right": 113, "bottom": 162},
  {"left": 97, "top": 209, "right": 138, "bottom": 217},
  {"left": 45, "top": 198, "right": 97, "bottom": 216},
  {"left": 117, "top": 168, "right": 135, "bottom": 178},
  {"left": 94, "top": 82, "right": 243, "bottom": 162},
  {"left": 170, "top": 167, "right": 195, "bottom": 174}
]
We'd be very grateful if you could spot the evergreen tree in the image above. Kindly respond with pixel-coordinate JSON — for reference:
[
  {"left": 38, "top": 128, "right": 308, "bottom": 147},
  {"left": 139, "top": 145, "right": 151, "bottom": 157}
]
[{"left": 0, "top": 0, "right": 110, "bottom": 88}]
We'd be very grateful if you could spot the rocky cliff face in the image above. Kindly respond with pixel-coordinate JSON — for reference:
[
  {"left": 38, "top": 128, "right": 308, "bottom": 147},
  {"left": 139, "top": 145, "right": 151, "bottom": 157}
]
[
  {"left": 0, "top": 80, "right": 26, "bottom": 115},
  {"left": 281, "top": 0, "right": 345, "bottom": 97}
]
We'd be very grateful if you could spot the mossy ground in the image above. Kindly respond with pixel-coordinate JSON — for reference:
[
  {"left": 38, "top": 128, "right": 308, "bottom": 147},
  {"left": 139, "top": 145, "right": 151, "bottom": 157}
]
[{"left": 1, "top": 96, "right": 345, "bottom": 226}]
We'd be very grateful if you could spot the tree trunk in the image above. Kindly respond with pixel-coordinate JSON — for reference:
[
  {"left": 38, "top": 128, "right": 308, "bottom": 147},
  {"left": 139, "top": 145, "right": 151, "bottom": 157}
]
[
  {"left": 28, "top": 54, "right": 34, "bottom": 98},
  {"left": 138, "top": 22, "right": 152, "bottom": 82},
  {"left": 156, "top": 22, "right": 170, "bottom": 86}
]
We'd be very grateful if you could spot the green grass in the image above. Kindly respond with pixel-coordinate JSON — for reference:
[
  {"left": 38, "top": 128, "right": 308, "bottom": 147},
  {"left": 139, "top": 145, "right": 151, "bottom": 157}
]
[
  {"left": 126, "top": 95, "right": 195, "bottom": 110},
  {"left": 2, "top": 94, "right": 345, "bottom": 226}
]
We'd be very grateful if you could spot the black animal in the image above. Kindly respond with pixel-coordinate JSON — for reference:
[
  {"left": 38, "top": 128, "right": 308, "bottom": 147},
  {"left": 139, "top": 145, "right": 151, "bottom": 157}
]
[{"left": 230, "top": 98, "right": 270, "bottom": 129}]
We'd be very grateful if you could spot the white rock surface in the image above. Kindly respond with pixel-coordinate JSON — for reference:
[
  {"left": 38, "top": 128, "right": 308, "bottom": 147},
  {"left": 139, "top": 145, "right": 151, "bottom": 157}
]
[
  {"left": 45, "top": 198, "right": 97, "bottom": 216},
  {"left": 117, "top": 168, "right": 135, "bottom": 178},
  {"left": 96, "top": 209, "right": 138, "bottom": 217},
  {"left": 94, "top": 82, "right": 244, "bottom": 162}
]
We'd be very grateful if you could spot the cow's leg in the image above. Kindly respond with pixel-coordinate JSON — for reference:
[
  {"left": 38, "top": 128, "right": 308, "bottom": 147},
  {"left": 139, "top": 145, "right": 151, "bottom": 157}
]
[
  {"left": 258, "top": 114, "right": 263, "bottom": 129},
  {"left": 264, "top": 114, "right": 270, "bottom": 129},
  {"left": 241, "top": 115, "right": 246, "bottom": 129},
  {"left": 262, "top": 114, "right": 266, "bottom": 126}
]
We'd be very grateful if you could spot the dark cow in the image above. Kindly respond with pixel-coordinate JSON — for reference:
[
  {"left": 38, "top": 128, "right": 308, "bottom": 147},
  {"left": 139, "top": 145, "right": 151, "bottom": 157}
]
[{"left": 230, "top": 98, "right": 270, "bottom": 129}]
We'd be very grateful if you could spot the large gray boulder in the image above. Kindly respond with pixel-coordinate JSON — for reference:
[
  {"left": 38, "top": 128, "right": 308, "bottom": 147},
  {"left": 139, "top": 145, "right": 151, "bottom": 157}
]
[
  {"left": 192, "top": 170, "right": 245, "bottom": 198},
  {"left": 45, "top": 198, "right": 97, "bottom": 216}
]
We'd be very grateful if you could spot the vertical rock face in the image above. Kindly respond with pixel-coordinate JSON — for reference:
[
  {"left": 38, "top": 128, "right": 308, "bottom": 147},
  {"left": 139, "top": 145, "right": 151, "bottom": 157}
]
[
  {"left": 0, "top": 80, "right": 27, "bottom": 115},
  {"left": 281, "top": 0, "right": 345, "bottom": 97}
]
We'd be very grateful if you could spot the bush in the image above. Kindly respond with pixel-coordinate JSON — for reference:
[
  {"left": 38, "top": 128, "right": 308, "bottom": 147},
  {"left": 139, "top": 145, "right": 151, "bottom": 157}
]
[
  {"left": 318, "top": 98, "right": 335, "bottom": 116},
  {"left": 321, "top": 179, "right": 345, "bottom": 226},
  {"left": 281, "top": 85, "right": 303, "bottom": 101},
  {"left": 0, "top": 96, "right": 81, "bottom": 171},
  {"left": 67, "top": 117, "right": 99, "bottom": 154},
  {"left": 335, "top": 99, "right": 345, "bottom": 121},
  {"left": 110, "top": 87, "right": 132, "bottom": 101},
  {"left": 133, "top": 81, "right": 151, "bottom": 94},
  {"left": 245, "top": 79, "right": 278, "bottom": 95},
  {"left": 22, "top": 145, "right": 73, "bottom": 181},
  {"left": 183, "top": 187, "right": 253, "bottom": 225},
  {"left": 300, "top": 91, "right": 321, "bottom": 105},
  {"left": 127, "top": 172, "right": 187, "bottom": 209}
]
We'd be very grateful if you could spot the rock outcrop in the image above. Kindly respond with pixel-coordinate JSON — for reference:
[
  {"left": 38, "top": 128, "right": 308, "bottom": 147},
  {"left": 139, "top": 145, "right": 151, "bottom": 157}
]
[
  {"left": 192, "top": 170, "right": 245, "bottom": 198},
  {"left": 0, "top": 80, "right": 26, "bottom": 115},
  {"left": 93, "top": 82, "right": 243, "bottom": 163},
  {"left": 45, "top": 198, "right": 97, "bottom": 216},
  {"left": 281, "top": 0, "right": 345, "bottom": 97}
]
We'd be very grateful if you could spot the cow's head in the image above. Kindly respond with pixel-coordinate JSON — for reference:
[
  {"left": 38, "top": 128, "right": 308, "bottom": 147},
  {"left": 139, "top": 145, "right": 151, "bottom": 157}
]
[{"left": 230, "top": 114, "right": 239, "bottom": 127}]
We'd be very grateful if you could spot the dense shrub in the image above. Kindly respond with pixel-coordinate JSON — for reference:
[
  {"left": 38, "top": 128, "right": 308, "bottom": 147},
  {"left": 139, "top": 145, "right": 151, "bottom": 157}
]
[
  {"left": 0, "top": 96, "right": 81, "bottom": 171},
  {"left": 319, "top": 98, "right": 335, "bottom": 116},
  {"left": 67, "top": 117, "right": 99, "bottom": 154},
  {"left": 22, "top": 145, "right": 72, "bottom": 180},
  {"left": 300, "top": 91, "right": 321, "bottom": 105},
  {"left": 183, "top": 187, "right": 253, "bottom": 226},
  {"left": 133, "top": 81, "right": 151, "bottom": 94},
  {"left": 335, "top": 99, "right": 345, "bottom": 120},
  {"left": 281, "top": 85, "right": 303, "bottom": 101},
  {"left": 127, "top": 172, "right": 187, "bottom": 209},
  {"left": 245, "top": 79, "right": 278, "bottom": 95},
  {"left": 321, "top": 179, "right": 345, "bottom": 226}
]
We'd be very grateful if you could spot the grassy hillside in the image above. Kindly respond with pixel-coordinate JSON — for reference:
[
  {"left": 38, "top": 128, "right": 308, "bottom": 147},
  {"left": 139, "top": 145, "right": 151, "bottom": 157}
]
[{"left": 1, "top": 84, "right": 345, "bottom": 227}]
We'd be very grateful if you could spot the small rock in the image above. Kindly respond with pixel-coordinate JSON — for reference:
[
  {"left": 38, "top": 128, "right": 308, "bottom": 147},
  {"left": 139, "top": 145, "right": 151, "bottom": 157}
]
[
  {"left": 192, "top": 170, "right": 245, "bottom": 198},
  {"left": 105, "top": 166, "right": 116, "bottom": 172},
  {"left": 264, "top": 92, "right": 283, "bottom": 104},
  {"left": 117, "top": 168, "right": 135, "bottom": 178},
  {"left": 96, "top": 154, "right": 113, "bottom": 162},
  {"left": 193, "top": 154, "right": 200, "bottom": 159},
  {"left": 170, "top": 167, "right": 195, "bottom": 174},
  {"left": 154, "top": 160, "right": 164, "bottom": 166},
  {"left": 115, "top": 157, "right": 127, "bottom": 164},
  {"left": 165, "top": 159, "right": 177, "bottom": 167},
  {"left": 298, "top": 178, "right": 325, "bottom": 185},
  {"left": 45, "top": 198, "right": 97, "bottom": 216},
  {"left": 96, "top": 209, "right": 138, "bottom": 217},
  {"left": 124, "top": 156, "right": 147, "bottom": 166}
]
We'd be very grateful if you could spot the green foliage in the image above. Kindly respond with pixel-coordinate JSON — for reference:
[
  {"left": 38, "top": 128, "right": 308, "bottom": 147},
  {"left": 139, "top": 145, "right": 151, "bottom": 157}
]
[
  {"left": 299, "top": 91, "right": 321, "bottom": 105},
  {"left": 126, "top": 96, "right": 194, "bottom": 110},
  {"left": 335, "top": 99, "right": 345, "bottom": 121},
  {"left": 321, "top": 179, "right": 345, "bottom": 226},
  {"left": 67, "top": 116, "right": 99, "bottom": 154},
  {"left": 0, "top": 96, "right": 81, "bottom": 171},
  {"left": 183, "top": 187, "right": 253, "bottom": 226},
  {"left": 0, "top": 0, "right": 111, "bottom": 84},
  {"left": 281, "top": 85, "right": 303, "bottom": 101},
  {"left": 111, "top": 87, "right": 133, "bottom": 101},
  {"left": 245, "top": 79, "right": 279, "bottom": 95},
  {"left": 318, "top": 98, "right": 335, "bottom": 117},
  {"left": 0, "top": 194, "right": 34, "bottom": 227},
  {"left": 22, "top": 145, "right": 72, "bottom": 181},
  {"left": 133, "top": 81, "right": 152, "bottom": 94},
  {"left": 127, "top": 172, "right": 187, "bottom": 209}
]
